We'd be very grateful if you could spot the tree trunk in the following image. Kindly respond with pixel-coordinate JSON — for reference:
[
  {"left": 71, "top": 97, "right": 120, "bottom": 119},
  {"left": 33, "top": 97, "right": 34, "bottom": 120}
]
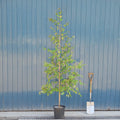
[
  {"left": 59, "top": 62, "right": 61, "bottom": 106},
  {"left": 58, "top": 22, "right": 61, "bottom": 107}
]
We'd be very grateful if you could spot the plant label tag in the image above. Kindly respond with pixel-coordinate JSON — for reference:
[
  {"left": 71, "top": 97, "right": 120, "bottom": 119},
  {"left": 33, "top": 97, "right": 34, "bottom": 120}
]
[{"left": 86, "top": 102, "right": 94, "bottom": 114}]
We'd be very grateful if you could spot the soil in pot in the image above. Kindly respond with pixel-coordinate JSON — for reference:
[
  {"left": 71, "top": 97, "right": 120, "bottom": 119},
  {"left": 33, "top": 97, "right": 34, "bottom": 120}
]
[{"left": 53, "top": 105, "right": 65, "bottom": 119}]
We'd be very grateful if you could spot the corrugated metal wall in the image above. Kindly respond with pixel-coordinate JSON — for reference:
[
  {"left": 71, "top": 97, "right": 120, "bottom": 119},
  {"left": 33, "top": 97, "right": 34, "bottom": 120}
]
[{"left": 0, "top": 0, "right": 120, "bottom": 111}]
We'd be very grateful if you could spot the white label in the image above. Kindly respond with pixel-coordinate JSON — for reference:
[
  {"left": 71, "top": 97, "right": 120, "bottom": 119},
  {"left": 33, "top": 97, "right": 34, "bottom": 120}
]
[{"left": 87, "top": 105, "right": 94, "bottom": 114}]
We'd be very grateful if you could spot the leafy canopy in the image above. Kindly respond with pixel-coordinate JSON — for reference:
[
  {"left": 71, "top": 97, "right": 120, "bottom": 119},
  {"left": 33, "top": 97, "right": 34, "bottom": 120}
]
[{"left": 39, "top": 8, "right": 84, "bottom": 97}]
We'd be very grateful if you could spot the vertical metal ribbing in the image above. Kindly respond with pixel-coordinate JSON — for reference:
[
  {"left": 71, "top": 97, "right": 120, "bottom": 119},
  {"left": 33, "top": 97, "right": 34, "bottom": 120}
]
[
  {"left": 92, "top": 0, "right": 96, "bottom": 107},
  {"left": 108, "top": 1, "right": 113, "bottom": 110},
  {"left": 7, "top": 1, "right": 9, "bottom": 110},
  {"left": 70, "top": 0, "right": 73, "bottom": 109},
  {"left": 0, "top": 0, "right": 2, "bottom": 110},
  {"left": 88, "top": 0, "right": 91, "bottom": 80},
  {"left": 93, "top": 0, "right": 97, "bottom": 109},
  {"left": 21, "top": 0, "right": 23, "bottom": 110},
  {"left": 64, "top": 0, "right": 68, "bottom": 109},
  {"left": 110, "top": 2, "right": 115, "bottom": 110},
  {"left": 76, "top": 0, "right": 81, "bottom": 110},
  {"left": 5, "top": 0, "right": 7, "bottom": 110},
  {"left": 36, "top": 0, "right": 38, "bottom": 110},
  {"left": 6, "top": 0, "right": 8, "bottom": 110},
  {"left": 97, "top": 0, "right": 101, "bottom": 109},
  {"left": 113, "top": 3, "right": 116, "bottom": 111},
  {"left": 79, "top": 0, "right": 83, "bottom": 110},
  {"left": 117, "top": 7, "right": 120, "bottom": 110},
  {"left": 16, "top": 0, "right": 19, "bottom": 110},
  {"left": 23, "top": 0, "right": 26, "bottom": 109},
  {"left": 40, "top": 0, "right": 43, "bottom": 110},
  {"left": 101, "top": 0, "right": 106, "bottom": 110},
  {"left": 116, "top": 7, "right": 120, "bottom": 110},
  {"left": 107, "top": 0, "right": 113, "bottom": 110},
  {"left": 46, "top": 0, "right": 48, "bottom": 109},
  {"left": 84, "top": 0, "right": 88, "bottom": 110},
  {"left": 112, "top": 5, "right": 117, "bottom": 110},
  {"left": 98, "top": 0, "right": 104, "bottom": 110},
  {"left": 11, "top": 1, "right": 13, "bottom": 111},
  {"left": 35, "top": 0, "right": 37, "bottom": 110},
  {"left": 95, "top": 0, "right": 99, "bottom": 109},
  {"left": 1, "top": 0, "right": 4, "bottom": 110},
  {"left": 36, "top": 0, "right": 41, "bottom": 109},
  {"left": 28, "top": 0, "right": 32, "bottom": 110},
  {"left": 106, "top": 0, "right": 111, "bottom": 109},
  {"left": 26, "top": 0, "right": 28, "bottom": 110},
  {"left": 7, "top": 1, "right": 10, "bottom": 110},
  {"left": 70, "top": 0, "right": 74, "bottom": 109},
  {"left": 2, "top": 0, "right": 5, "bottom": 110},
  {"left": 13, "top": 0, "right": 18, "bottom": 109},
  {"left": 110, "top": 2, "right": 114, "bottom": 110},
  {"left": 34, "top": 0, "right": 37, "bottom": 110},
  {"left": 113, "top": 4, "right": 116, "bottom": 110},
  {"left": 2, "top": 0, "right": 4, "bottom": 110},
  {"left": 74, "top": 0, "right": 77, "bottom": 110},
  {"left": 30, "top": 0, "right": 32, "bottom": 110},
  {"left": 16, "top": 0, "right": 19, "bottom": 109},
  {"left": 31, "top": 0, "right": 33, "bottom": 110}
]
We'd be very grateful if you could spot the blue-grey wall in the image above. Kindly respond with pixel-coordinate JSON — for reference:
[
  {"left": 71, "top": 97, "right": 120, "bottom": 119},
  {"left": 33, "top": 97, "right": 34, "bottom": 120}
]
[{"left": 0, "top": 0, "right": 120, "bottom": 110}]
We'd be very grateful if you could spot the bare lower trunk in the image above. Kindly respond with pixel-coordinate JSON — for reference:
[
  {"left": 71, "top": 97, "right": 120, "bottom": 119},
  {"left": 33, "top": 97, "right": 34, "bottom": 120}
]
[
  {"left": 58, "top": 37, "right": 61, "bottom": 107},
  {"left": 58, "top": 21, "right": 61, "bottom": 107},
  {"left": 59, "top": 64, "right": 61, "bottom": 106}
]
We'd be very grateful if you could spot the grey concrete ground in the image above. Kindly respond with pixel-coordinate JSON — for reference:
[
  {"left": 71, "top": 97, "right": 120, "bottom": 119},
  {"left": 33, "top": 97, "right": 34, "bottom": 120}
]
[{"left": 0, "top": 111, "right": 119, "bottom": 120}]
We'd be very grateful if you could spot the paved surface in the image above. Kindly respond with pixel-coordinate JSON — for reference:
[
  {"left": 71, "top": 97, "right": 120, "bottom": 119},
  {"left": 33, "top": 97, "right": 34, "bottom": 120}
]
[{"left": 0, "top": 111, "right": 119, "bottom": 120}]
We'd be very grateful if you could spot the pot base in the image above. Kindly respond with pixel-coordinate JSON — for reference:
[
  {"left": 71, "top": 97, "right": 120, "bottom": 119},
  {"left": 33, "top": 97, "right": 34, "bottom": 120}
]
[{"left": 53, "top": 105, "right": 65, "bottom": 119}]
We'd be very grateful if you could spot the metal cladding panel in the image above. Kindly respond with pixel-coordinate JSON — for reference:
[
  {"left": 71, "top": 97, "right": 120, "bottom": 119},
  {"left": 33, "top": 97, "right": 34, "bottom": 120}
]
[{"left": 0, "top": 0, "right": 120, "bottom": 110}]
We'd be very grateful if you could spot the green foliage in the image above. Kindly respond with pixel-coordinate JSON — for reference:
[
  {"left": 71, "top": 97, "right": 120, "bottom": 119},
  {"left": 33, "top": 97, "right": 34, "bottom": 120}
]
[{"left": 39, "top": 8, "right": 85, "bottom": 98}]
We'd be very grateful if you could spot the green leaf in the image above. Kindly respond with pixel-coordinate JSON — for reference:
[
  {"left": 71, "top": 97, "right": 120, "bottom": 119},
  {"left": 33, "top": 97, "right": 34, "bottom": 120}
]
[
  {"left": 49, "top": 18, "right": 53, "bottom": 21},
  {"left": 59, "top": 11, "right": 62, "bottom": 15},
  {"left": 61, "top": 92, "right": 64, "bottom": 95},
  {"left": 44, "top": 47, "right": 46, "bottom": 50},
  {"left": 63, "top": 22, "right": 69, "bottom": 27}
]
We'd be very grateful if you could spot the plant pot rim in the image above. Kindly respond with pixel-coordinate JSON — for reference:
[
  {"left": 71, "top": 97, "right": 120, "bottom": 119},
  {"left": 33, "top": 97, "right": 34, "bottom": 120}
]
[{"left": 53, "top": 105, "right": 65, "bottom": 108}]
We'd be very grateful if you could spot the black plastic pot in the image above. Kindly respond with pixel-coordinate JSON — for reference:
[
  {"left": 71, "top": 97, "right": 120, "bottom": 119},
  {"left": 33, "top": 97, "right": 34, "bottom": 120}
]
[{"left": 53, "top": 105, "right": 65, "bottom": 119}]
